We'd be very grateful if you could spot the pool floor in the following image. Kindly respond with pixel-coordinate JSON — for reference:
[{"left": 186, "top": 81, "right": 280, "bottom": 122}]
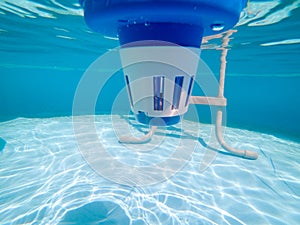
[{"left": 0, "top": 115, "right": 299, "bottom": 224}]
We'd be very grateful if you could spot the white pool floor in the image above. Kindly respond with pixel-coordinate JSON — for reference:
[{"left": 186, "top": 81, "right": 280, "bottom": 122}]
[{"left": 0, "top": 115, "right": 299, "bottom": 225}]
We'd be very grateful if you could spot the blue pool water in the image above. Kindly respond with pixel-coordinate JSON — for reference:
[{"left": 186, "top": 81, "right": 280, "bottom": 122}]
[{"left": 0, "top": 0, "right": 300, "bottom": 224}]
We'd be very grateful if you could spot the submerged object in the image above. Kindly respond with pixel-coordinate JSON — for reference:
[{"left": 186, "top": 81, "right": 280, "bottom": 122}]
[
  {"left": 79, "top": 0, "right": 258, "bottom": 159},
  {"left": 80, "top": 0, "right": 247, "bottom": 126}
]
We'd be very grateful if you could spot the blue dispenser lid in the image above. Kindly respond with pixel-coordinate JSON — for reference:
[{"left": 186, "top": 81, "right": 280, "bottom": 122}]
[{"left": 80, "top": 0, "right": 247, "bottom": 38}]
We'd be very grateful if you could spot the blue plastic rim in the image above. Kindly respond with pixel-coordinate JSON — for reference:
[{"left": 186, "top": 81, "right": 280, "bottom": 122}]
[{"left": 118, "top": 22, "right": 203, "bottom": 47}]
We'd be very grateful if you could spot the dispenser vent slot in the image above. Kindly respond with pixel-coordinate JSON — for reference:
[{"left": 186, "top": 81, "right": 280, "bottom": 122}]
[
  {"left": 172, "top": 76, "right": 184, "bottom": 110},
  {"left": 125, "top": 75, "right": 134, "bottom": 107},
  {"left": 185, "top": 76, "right": 194, "bottom": 106},
  {"left": 153, "top": 76, "right": 165, "bottom": 111}
]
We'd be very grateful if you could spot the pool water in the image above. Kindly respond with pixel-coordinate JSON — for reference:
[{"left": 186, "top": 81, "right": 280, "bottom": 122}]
[{"left": 0, "top": 0, "right": 300, "bottom": 224}]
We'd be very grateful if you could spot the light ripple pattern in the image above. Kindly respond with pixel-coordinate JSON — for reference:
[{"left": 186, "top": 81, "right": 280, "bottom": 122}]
[
  {"left": 0, "top": 116, "right": 299, "bottom": 224},
  {"left": 0, "top": 0, "right": 83, "bottom": 18}
]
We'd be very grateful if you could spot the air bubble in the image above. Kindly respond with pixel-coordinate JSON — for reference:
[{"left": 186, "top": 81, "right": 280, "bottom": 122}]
[{"left": 211, "top": 23, "right": 224, "bottom": 32}]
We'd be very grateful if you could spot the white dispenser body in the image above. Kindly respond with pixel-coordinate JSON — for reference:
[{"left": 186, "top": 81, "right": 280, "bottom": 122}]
[{"left": 120, "top": 45, "right": 201, "bottom": 125}]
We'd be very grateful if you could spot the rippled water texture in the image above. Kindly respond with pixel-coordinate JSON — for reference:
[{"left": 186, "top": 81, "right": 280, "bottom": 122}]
[
  {"left": 0, "top": 116, "right": 299, "bottom": 224},
  {"left": 0, "top": 0, "right": 299, "bottom": 75}
]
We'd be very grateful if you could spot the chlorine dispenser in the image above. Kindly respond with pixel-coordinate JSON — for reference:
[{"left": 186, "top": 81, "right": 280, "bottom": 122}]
[{"left": 80, "top": 0, "right": 258, "bottom": 160}]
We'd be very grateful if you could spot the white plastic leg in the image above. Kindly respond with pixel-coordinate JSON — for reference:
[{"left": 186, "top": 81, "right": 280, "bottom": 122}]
[
  {"left": 118, "top": 126, "right": 157, "bottom": 144},
  {"left": 215, "top": 109, "right": 258, "bottom": 160}
]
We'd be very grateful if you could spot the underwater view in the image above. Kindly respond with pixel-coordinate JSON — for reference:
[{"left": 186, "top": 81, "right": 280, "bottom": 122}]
[{"left": 1, "top": 0, "right": 300, "bottom": 224}]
